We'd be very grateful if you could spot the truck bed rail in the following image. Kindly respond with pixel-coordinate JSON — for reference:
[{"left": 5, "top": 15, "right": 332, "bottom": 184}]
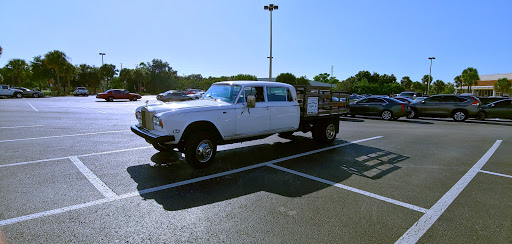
[{"left": 295, "top": 86, "right": 350, "bottom": 118}]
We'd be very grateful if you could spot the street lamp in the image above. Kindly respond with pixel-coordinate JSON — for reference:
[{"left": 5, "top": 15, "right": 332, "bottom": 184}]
[
  {"left": 99, "top": 53, "right": 106, "bottom": 66},
  {"left": 428, "top": 57, "right": 435, "bottom": 95},
  {"left": 264, "top": 4, "right": 278, "bottom": 82}
]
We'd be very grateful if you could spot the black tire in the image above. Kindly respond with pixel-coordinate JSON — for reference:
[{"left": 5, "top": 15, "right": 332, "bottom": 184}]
[
  {"left": 131, "top": 96, "right": 138, "bottom": 101},
  {"left": 278, "top": 131, "right": 294, "bottom": 138},
  {"left": 184, "top": 131, "right": 217, "bottom": 168},
  {"left": 452, "top": 110, "right": 468, "bottom": 122},
  {"left": 152, "top": 143, "right": 175, "bottom": 152},
  {"left": 107, "top": 96, "right": 114, "bottom": 102},
  {"left": 312, "top": 120, "right": 337, "bottom": 144},
  {"left": 14, "top": 93, "right": 23, "bottom": 98},
  {"left": 407, "top": 108, "right": 418, "bottom": 119},
  {"left": 381, "top": 110, "right": 393, "bottom": 120},
  {"left": 477, "top": 111, "right": 486, "bottom": 121},
  {"left": 33, "top": 93, "right": 39, "bottom": 98}
]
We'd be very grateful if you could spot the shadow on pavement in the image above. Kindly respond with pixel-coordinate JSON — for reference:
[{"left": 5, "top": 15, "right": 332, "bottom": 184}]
[{"left": 127, "top": 135, "right": 407, "bottom": 211}]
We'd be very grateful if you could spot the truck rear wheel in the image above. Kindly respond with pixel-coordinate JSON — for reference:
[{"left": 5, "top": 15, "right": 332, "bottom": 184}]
[
  {"left": 185, "top": 131, "right": 217, "bottom": 168},
  {"left": 313, "top": 120, "right": 337, "bottom": 144}
]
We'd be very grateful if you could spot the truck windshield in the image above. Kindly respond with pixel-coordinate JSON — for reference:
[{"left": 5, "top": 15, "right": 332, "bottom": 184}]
[{"left": 203, "top": 85, "right": 241, "bottom": 103}]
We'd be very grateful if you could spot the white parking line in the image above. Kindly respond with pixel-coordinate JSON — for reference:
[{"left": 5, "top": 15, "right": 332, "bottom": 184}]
[
  {"left": 479, "top": 170, "right": 512, "bottom": 179},
  {"left": 69, "top": 157, "right": 118, "bottom": 198},
  {"left": 395, "top": 140, "right": 502, "bottom": 244},
  {"left": 0, "top": 125, "right": 44, "bottom": 129},
  {"left": 0, "top": 130, "right": 131, "bottom": 143},
  {"left": 0, "top": 136, "right": 383, "bottom": 226},
  {"left": 0, "top": 146, "right": 153, "bottom": 168},
  {"left": 267, "top": 164, "right": 428, "bottom": 213},
  {"left": 27, "top": 102, "right": 38, "bottom": 112}
]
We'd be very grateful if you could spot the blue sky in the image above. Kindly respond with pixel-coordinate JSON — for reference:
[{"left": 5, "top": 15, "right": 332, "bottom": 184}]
[{"left": 1, "top": 0, "right": 511, "bottom": 84}]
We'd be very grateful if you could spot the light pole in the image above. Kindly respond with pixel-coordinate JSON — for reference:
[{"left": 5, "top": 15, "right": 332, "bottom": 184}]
[
  {"left": 428, "top": 57, "right": 435, "bottom": 95},
  {"left": 264, "top": 4, "right": 278, "bottom": 82},
  {"left": 99, "top": 53, "right": 106, "bottom": 66}
]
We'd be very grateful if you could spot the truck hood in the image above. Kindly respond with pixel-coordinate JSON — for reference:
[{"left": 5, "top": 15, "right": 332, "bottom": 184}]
[{"left": 147, "top": 99, "right": 232, "bottom": 114}]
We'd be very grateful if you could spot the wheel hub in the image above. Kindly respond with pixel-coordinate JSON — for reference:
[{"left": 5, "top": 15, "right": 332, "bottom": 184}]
[
  {"left": 326, "top": 124, "right": 336, "bottom": 140},
  {"left": 196, "top": 140, "right": 213, "bottom": 162}
]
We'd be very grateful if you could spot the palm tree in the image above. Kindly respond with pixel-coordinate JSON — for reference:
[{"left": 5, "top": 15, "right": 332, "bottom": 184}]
[
  {"left": 461, "top": 67, "right": 480, "bottom": 93},
  {"left": 454, "top": 75, "right": 463, "bottom": 93},
  {"left": 44, "top": 50, "right": 70, "bottom": 94},
  {"left": 6, "top": 59, "right": 29, "bottom": 86}
]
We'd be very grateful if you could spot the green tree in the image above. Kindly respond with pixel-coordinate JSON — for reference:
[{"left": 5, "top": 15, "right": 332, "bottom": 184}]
[
  {"left": 400, "top": 76, "right": 413, "bottom": 90},
  {"left": 494, "top": 78, "right": 511, "bottom": 95},
  {"left": 88, "top": 66, "right": 102, "bottom": 94},
  {"left": 421, "top": 74, "right": 433, "bottom": 94},
  {"left": 61, "top": 62, "right": 77, "bottom": 93},
  {"left": 0, "top": 45, "right": 3, "bottom": 57},
  {"left": 461, "top": 67, "right": 480, "bottom": 93},
  {"left": 44, "top": 50, "right": 70, "bottom": 94},
  {"left": 230, "top": 74, "right": 257, "bottom": 81},
  {"left": 432, "top": 80, "right": 446, "bottom": 94},
  {"left": 276, "top": 73, "right": 297, "bottom": 85},
  {"left": 118, "top": 68, "right": 133, "bottom": 90},
  {"left": 99, "top": 64, "right": 118, "bottom": 89},
  {"left": 313, "top": 73, "right": 330, "bottom": 83},
  {"left": 443, "top": 83, "right": 456, "bottom": 94},
  {"left": 4, "top": 59, "right": 30, "bottom": 86},
  {"left": 454, "top": 75, "right": 463, "bottom": 94},
  {"left": 133, "top": 64, "right": 150, "bottom": 93},
  {"left": 412, "top": 81, "right": 426, "bottom": 94},
  {"left": 31, "top": 56, "right": 53, "bottom": 90},
  {"left": 296, "top": 76, "right": 310, "bottom": 86}
]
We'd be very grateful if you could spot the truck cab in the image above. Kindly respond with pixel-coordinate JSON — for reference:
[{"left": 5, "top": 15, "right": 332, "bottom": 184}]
[{"left": 0, "top": 85, "right": 24, "bottom": 98}]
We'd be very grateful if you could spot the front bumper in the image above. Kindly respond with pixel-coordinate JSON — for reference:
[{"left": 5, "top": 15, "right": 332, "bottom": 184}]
[{"left": 131, "top": 125, "right": 175, "bottom": 144}]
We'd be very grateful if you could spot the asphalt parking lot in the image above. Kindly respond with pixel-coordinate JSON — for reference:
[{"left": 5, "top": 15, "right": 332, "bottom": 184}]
[{"left": 0, "top": 96, "right": 511, "bottom": 243}]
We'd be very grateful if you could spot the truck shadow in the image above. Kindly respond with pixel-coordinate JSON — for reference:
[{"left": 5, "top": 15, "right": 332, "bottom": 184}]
[{"left": 127, "top": 135, "right": 407, "bottom": 211}]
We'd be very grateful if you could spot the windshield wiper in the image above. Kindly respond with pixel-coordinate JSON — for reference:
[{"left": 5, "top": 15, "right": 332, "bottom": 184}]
[{"left": 206, "top": 94, "right": 216, "bottom": 100}]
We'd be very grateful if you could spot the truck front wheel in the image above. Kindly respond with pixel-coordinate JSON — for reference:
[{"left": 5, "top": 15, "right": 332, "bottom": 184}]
[
  {"left": 313, "top": 120, "right": 337, "bottom": 144},
  {"left": 185, "top": 131, "right": 217, "bottom": 168}
]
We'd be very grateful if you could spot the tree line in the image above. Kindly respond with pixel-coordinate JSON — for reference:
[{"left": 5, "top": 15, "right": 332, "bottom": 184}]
[{"left": 1, "top": 47, "right": 509, "bottom": 96}]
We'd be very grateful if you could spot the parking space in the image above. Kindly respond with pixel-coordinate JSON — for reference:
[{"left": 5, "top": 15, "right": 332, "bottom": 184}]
[{"left": 0, "top": 96, "right": 510, "bottom": 243}]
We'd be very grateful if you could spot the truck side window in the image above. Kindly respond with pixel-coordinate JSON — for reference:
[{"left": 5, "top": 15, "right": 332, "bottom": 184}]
[
  {"left": 239, "top": 86, "right": 265, "bottom": 103},
  {"left": 267, "top": 87, "right": 289, "bottom": 102}
]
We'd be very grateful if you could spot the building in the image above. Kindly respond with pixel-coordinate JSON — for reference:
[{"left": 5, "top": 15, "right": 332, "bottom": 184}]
[{"left": 459, "top": 73, "right": 512, "bottom": 97}]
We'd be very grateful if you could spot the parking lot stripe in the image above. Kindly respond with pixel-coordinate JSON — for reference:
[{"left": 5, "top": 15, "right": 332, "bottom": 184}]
[
  {"left": 267, "top": 164, "right": 428, "bottom": 213},
  {"left": 395, "top": 140, "right": 502, "bottom": 244},
  {"left": 0, "top": 125, "right": 43, "bottom": 129},
  {"left": 0, "top": 130, "right": 131, "bottom": 143},
  {"left": 0, "top": 136, "right": 383, "bottom": 226},
  {"left": 79, "top": 107, "right": 107, "bottom": 114},
  {"left": 27, "top": 102, "right": 38, "bottom": 112},
  {"left": 0, "top": 146, "right": 153, "bottom": 168},
  {"left": 69, "top": 156, "right": 118, "bottom": 198},
  {"left": 479, "top": 170, "right": 512, "bottom": 179}
]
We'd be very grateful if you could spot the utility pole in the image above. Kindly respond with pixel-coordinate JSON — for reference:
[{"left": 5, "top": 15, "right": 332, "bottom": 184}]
[
  {"left": 428, "top": 57, "right": 435, "bottom": 95},
  {"left": 264, "top": 4, "right": 278, "bottom": 82}
]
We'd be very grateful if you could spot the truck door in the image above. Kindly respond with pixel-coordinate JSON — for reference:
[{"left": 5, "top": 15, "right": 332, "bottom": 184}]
[
  {"left": 235, "top": 86, "right": 271, "bottom": 136},
  {"left": 266, "top": 86, "right": 300, "bottom": 131}
]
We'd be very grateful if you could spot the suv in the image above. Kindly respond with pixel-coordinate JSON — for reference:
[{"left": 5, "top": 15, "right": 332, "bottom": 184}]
[
  {"left": 407, "top": 94, "right": 481, "bottom": 121},
  {"left": 73, "top": 87, "right": 89, "bottom": 96}
]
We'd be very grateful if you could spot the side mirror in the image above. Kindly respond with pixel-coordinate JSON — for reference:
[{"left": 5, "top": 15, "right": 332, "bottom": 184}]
[
  {"left": 246, "top": 95, "right": 256, "bottom": 108},
  {"left": 421, "top": 100, "right": 426, "bottom": 104}
]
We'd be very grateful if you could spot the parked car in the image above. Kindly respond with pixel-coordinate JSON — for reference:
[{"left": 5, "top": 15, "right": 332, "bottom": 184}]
[
  {"left": 478, "top": 99, "right": 512, "bottom": 120},
  {"left": 414, "top": 97, "right": 427, "bottom": 103},
  {"left": 157, "top": 90, "right": 193, "bottom": 102},
  {"left": 0, "top": 84, "right": 24, "bottom": 98},
  {"left": 73, "top": 87, "right": 89, "bottom": 96},
  {"left": 185, "top": 88, "right": 200, "bottom": 95},
  {"left": 12, "top": 87, "right": 44, "bottom": 98},
  {"left": 349, "top": 97, "right": 407, "bottom": 120},
  {"left": 399, "top": 91, "right": 423, "bottom": 99},
  {"left": 187, "top": 91, "right": 205, "bottom": 99},
  {"left": 393, "top": 96, "right": 416, "bottom": 104},
  {"left": 407, "top": 94, "right": 481, "bottom": 121},
  {"left": 478, "top": 96, "right": 508, "bottom": 105},
  {"left": 96, "top": 89, "right": 141, "bottom": 102}
]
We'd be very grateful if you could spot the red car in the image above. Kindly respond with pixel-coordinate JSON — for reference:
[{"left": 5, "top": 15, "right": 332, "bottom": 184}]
[{"left": 96, "top": 89, "right": 142, "bottom": 102}]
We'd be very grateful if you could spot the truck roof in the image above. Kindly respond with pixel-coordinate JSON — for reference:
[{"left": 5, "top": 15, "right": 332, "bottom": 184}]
[{"left": 214, "top": 80, "right": 294, "bottom": 88}]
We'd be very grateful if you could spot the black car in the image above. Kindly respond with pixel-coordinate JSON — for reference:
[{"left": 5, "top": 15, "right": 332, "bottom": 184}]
[
  {"left": 349, "top": 97, "right": 407, "bottom": 120},
  {"left": 156, "top": 90, "right": 193, "bottom": 102},
  {"left": 478, "top": 99, "right": 512, "bottom": 120},
  {"left": 407, "top": 95, "right": 481, "bottom": 121},
  {"left": 12, "top": 87, "right": 44, "bottom": 98}
]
